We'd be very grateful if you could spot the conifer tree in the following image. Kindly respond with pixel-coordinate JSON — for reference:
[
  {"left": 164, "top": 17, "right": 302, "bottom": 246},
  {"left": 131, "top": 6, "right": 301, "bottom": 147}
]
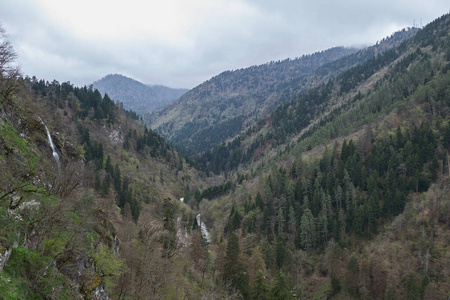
[
  {"left": 277, "top": 207, "right": 285, "bottom": 234},
  {"left": 255, "top": 192, "right": 264, "bottom": 210},
  {"left": 223, "top": 233, "right": 248, "bottom": 297},
  {"left": 275, "top": 234, "right": 286, "bottom": 269},
  {"left": 252, "top": 270, "right": 270, "bottom": 300},
  {"left": 300, "top": 208, "right": 316, "bottom": 250},
  {"left": 318, "top": 212, "right": 328, "bottom": 248},
  {"left": 287, "top": 205, "right": 296, "bottom": 236},
  {"left": 105, "top": 155, "right": 112, "bottom": 174},
  {"left": 271, "top": 271, "right": 292, "bottom": 300}
]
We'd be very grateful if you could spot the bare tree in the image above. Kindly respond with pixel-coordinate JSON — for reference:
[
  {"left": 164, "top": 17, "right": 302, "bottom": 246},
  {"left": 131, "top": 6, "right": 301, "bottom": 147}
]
[{"left": 0, "top": 23, "right": 20, "bottom": 103}]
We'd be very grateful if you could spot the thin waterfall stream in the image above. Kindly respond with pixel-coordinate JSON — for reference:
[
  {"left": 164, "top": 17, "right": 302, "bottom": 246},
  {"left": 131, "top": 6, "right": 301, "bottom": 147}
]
[{"left": 38, "top": 117, "right": 61, "bottom": 169}]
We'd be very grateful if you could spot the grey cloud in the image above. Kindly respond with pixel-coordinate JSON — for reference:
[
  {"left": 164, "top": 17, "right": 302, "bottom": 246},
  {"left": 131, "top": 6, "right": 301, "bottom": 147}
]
[{"left": 0, "top": 0, "right": 448, "bottom": 88}]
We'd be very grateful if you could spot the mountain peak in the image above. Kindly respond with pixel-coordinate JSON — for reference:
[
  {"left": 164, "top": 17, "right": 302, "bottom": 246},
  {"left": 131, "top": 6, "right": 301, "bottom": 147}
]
[{"left": 92, "top": 74, "right": 188, "bottom": 113}]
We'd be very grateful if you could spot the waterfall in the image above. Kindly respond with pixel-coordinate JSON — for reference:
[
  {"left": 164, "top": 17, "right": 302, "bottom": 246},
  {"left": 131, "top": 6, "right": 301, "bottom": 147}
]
[
  {"left": 113, "top": 235, "right": 120, "bottom": 255},
  {"left": 196, "top": 214, "right": 211, "bottom": 244},
  {"left": 38, "top": 117, "right": 60, "bottom": 167}
]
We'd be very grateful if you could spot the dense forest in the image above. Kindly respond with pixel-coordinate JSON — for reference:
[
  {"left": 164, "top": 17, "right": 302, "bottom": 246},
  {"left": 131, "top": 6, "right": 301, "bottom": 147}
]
[
  {"left": 0, "top": 48, "right": 208, "bottom": 297},
  {"left": 196, "top": 20, "right": 447, "bottom": 176},
  {"left": 145, "top": 47, "right": 360, "bottom": 154},
  {"left": 192, "top": 13, "right": 450, "bottom": 299},
  {"left": 146, "top": 28, "right": 418, "bottom": 155},
  {"left": 1, "top": 12, "right": 450, "bottom": 300}
]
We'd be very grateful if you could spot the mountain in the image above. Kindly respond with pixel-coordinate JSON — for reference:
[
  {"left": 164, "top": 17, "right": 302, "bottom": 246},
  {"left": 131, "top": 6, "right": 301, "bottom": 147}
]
[
  {"left": 144, "top": 47, "right": 358, "bottom": 152},
  {"left": 194, "top": 13, "right": 450, "bottom": 298},
  {"left": 1, "top": 12, "right": 450, "bottom": 300},
  {"left": 0, "top": 75, "right": 207, "bottom": 297},
  {"left": 196, "top": 26, "right": 426, "bottom": 174},
  {"left": 145, "top": 27, "right": 418, "bottom": 155},
  {"left": 92, "top": 74, "right": 188, "bottom": 113}
]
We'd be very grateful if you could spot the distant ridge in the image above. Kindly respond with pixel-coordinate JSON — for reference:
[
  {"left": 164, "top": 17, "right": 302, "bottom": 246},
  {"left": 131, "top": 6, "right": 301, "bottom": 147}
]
[
  {"left": 92, "top": 74, "right": 188, "bottom": 113},
  {"left": 144, "top": 47, "right": 359, "bottom": 153},
  {"left": 145, "top": 27, "right": 419, "bottom": 154}
]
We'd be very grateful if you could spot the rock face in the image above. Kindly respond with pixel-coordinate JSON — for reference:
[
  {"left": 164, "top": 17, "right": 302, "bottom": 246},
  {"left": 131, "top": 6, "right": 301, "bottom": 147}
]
[
  {"left": 91, "top": 285, "right": 110, "bottom": 300},
  {"left": 0, "top": 247, "right": 13, "bottom": 272}
]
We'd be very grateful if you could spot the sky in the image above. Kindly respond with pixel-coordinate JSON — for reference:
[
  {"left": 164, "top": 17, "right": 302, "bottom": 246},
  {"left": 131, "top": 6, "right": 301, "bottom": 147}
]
[{"left": 0, "top": 1, "right": 448, "bottom": 89}]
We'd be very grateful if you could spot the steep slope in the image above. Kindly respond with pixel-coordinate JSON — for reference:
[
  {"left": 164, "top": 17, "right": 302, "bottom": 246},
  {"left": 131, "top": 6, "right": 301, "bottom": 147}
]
[
  {"left": 92, "top": 74, "right": 188, "bottom": 113},
  {"left": 0, "top": 73, "right": 209, "bottom": 298},
  {"left": 196, "top": 26, "right": 428, "bottom": 175},
  {"left": 146, "top": 28, "right": 418, "bottom": 155},
  {"left": 1, "top": 12, "right": 449, "bottom": 300},
  {"left": 145, "top": 47, "right": 359, "bottom": 153},
  {"left": 193, "top": 12, "right": 450, "bottom": 299}
]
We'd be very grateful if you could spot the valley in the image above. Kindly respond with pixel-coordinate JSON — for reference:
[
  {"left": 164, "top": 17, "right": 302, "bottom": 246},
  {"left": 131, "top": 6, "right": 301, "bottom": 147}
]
[{"left": 1, "top": 12, "right": 450, "bottom": 300}]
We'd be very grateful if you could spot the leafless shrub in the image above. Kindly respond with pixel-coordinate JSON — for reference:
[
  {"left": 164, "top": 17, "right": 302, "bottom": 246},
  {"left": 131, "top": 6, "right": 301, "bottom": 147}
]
[{"left": 0, "top": 24, "right": 20, "bottom": 104}]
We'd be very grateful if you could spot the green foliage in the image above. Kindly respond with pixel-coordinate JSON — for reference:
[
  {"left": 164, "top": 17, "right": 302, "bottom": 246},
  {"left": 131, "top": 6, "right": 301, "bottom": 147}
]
[
  {"left": 223, "top": 233, "right": 249, "bottom": 297},
  {"left": 0, "top": 274, "right": 23, "bottom": 300},
  {"left": 201, "top": 181, "right": 234, "bottom": 200},
  {"left": 92, "top": 244, "right": 125, "bottom": 290},
  {"left": 0, "top": 122, "right": 38, "bottom": 169},
  {"left": 271, "top": 271, "right": 293, "bottom": 300},
  {"left": 385, "top": 285, "right": 396, "bottom": 300},
  {"left": 252, "top": 270, "right": 270, "bottom": 300},
  {"left": 300, "top": 209, "right": 316, "bottom": 250},
  {"left": 194, "top": 16, "right": 449, "bottom": 177},
  {"left": 1, "top": 12, "right": 450, "bottom": 300},
  {"left": 161, "top": 205, "right": 177, "bottom": 257},
  {"left": 4, "top": 246, "right": 75, "bottom": 299}
]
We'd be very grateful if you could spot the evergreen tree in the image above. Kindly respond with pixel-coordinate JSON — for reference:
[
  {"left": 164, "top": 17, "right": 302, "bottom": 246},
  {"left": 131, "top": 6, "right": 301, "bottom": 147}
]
[
  {"left": 252, "top": 270, "right": 270, "bottom": 300},
  {"left": 161, "top": 206, "right": 176, "bottom": 258},
  {"left": 275, "top": 234, "right": 286, "bottom": 269},
  {"left": 255, "top": 192, "right": 264, "bottom": 211},
  {"left": 160, "top": 169, "right": 164, "bottom": 185},
  {"left": 277, "top": 207, "right": 285, "bottom": 234},
  {"left": 113, "top": 163, "right": 121, "bottom": 193},
  {"left": 346, "top": 256, "right": 360, "bottom": 297},
  {"left": 94, "top": 172, "right": 101, "bottom": 192},
  {"left": 223, "top": 233, "right": 248, "bottom": 297},
  {"left": 342, "top": 169, "right": 355, "bottom": 209},
  {"left": 271, "top": 271, "right": 292, "bottom": 300},
  {"left": 287, "top": 205, "right": 296, "bottom": 236},
  {"left": 102, "top": 174, "right": 111, "bottom": 196},
  {"left": 105, "top": 155, "right": 112, "bottom": 174},
  {"left": 184, "top": 183, "right": 191, "bottom": 204},
  {"left": 300, "top": 208, "right": 315, "bottom": 250},
  {"left": 385, "top": 285, "right": 396, "bottom": 300},
  {"left": 318, "top": 212, "right": 328, "bottom": 248}
]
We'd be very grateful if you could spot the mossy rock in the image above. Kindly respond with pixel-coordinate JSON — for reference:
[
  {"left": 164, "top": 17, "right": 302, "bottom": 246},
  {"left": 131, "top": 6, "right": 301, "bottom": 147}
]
[{"left": 81, "top": 269, "right": 102, "bottom": 296}]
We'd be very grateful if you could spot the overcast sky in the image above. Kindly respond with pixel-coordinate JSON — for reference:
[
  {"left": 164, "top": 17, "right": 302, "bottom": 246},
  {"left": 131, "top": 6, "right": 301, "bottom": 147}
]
[{"left": 0, "top": 0, "right": 448, "bottom": 89}]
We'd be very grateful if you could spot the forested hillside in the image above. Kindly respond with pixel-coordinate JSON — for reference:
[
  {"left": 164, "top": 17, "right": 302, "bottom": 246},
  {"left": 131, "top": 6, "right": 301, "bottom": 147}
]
[
  {"left": 1, "top": 12, "right": 450, "bottom": 300},
  {"left": 192, "top": 13, "right": 450, "bottom": 299},
  {"left": 93, "top": 74, "right": 188, "bottom": 114},
  {"left": 0, "top": 51, "right": 211, "bottom": 297},
  {"left": 145, "top": 47, "right": 359, "bottom": 154},
  {"left": 196, "top": 26, "right": 430, "bottom": 175},
  {"left": 146, "top": 28, "right": 418, "bottom": 155}
]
